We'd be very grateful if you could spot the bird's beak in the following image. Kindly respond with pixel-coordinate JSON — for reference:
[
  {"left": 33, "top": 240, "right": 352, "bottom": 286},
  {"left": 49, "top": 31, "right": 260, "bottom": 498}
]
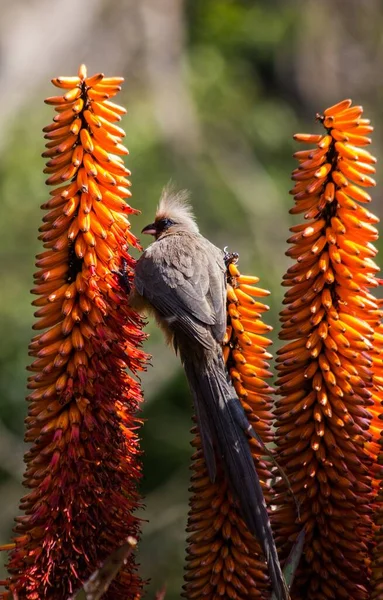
[{"left": 141, "top": 223, "right": 157, "bottom": 236}]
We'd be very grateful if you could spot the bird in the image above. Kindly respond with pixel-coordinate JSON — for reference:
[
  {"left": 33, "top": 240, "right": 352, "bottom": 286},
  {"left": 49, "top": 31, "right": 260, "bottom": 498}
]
[{"left": 128, "top": 184, "right": 289, "bottom": 600}]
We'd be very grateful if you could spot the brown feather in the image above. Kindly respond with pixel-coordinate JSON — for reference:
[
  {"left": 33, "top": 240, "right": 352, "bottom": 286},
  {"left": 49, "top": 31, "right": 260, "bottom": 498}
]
[{"left": 131, "top": 187, "right": 289, "bottom": 600}]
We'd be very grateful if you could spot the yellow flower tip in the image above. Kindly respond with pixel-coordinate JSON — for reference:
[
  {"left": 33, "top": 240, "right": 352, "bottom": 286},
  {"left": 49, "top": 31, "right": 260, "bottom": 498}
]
[
  {"left": 0, "top": 544, "right": 16, "bottom": 552},
  {"left": 78, "top": 63, "right": 87, "bottom": 80}
]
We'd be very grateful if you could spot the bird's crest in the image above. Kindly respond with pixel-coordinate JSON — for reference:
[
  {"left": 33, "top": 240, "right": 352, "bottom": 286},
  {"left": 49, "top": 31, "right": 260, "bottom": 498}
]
[{"left": 156, "top": 183, "right": 199, "bottom": 233}]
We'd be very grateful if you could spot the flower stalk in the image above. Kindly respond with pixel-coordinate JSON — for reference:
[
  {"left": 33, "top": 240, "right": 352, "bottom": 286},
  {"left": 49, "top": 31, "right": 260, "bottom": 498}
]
[
  {"left": 183, "top": 258, "right": 274, "bottom": 599},
  {"left": 1, "top": 65, "right": 147, "bottom": 600},
  {"left": 273, "top": 99, "right": 381, "bottom": 599}
]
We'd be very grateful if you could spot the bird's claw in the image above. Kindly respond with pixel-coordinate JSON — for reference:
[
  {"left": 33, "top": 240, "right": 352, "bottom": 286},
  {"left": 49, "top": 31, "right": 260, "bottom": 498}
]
[
  {"left": 223, "top": 247, "right": 239, "bottom": 267},
  {"left": 112, "top": 257, "right": 131, "bottom": 293}
]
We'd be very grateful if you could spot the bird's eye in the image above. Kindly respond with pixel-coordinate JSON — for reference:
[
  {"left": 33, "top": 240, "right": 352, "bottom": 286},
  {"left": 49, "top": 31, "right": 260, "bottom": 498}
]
[{"left": 157, "top": 218, "right": 175, "bottom": 230}]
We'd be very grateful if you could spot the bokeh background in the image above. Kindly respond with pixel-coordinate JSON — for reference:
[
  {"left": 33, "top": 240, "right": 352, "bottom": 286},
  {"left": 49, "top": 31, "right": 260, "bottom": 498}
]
[{"left": 1, "top": 0, "right": 383, "bottom": 597}]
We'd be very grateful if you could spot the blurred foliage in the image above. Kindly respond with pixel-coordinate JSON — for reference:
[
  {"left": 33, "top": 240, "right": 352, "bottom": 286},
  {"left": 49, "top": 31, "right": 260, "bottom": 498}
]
[{"left": 0, "top": 0, "right": 383, "bottom": 598}]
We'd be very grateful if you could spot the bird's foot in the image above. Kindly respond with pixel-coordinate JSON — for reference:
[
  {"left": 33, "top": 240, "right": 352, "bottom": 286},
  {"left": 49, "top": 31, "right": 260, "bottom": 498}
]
[
  {"left": 112, "top": 257, "right": 131, "bottom": 293},
  {"left": 223, "top": 247, "right": 239, "bottom": 267}
]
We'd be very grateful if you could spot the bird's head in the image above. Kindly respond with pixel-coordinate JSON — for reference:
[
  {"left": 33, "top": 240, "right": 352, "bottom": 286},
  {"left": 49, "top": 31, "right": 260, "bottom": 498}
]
[{"left": 141, "top": 184, "right": 199, "bottom": 240}]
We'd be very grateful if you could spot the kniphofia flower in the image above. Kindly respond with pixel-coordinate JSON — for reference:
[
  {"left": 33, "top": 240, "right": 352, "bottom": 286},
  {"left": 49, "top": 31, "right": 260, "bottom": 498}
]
[
  {"left": 372, "top": 456, "right": 383, "bottom": 599},
  {"left": 0, "top": 65, "right": 147, "bottom": 600},
  {"left": 184, "top": 258, "right": 275, "bottom": 599},
  {"left": 371, "top": 317, "right": 383, "bottom": 599},
  {"left": 273, "top": 99, "right": 381, "bottom": 599}
]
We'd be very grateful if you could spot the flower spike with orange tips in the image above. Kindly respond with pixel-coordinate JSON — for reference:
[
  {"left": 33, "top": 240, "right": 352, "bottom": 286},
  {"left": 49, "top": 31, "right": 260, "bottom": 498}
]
[
  {"left": 273, "top": 99, "right": 382, "bottom": 600},
  {"left": 372, "top": 446, "right": 383, "bottom": 600},
  {"left": 373, "top": 464, "right": 383, "bottom": 594},
  {"left": 0, "top": 65, "right": 148, "bottom": 600},
  {"left": 184, "top": 254, "right": 280, "bottom": 600},
  {"left": 371, "top": 296, "right": 383, "bottom": 600}
]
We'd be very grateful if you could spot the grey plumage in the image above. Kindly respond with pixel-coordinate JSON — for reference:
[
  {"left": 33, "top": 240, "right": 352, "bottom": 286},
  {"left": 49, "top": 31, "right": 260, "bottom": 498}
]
[{"left": 130, "top": 185, "right": 289, "bottom": 600}]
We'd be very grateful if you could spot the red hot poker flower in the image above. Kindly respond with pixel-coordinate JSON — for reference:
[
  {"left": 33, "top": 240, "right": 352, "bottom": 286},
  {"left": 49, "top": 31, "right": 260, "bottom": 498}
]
[
  {"left": 371, "top": 310, "right": 383, "bottom": 600},
  {"left": 273, "top": 99, "right": 381, "bottom": 600},
  {"left": 1, "top": 65, "right": 147, "bottom": 600}
]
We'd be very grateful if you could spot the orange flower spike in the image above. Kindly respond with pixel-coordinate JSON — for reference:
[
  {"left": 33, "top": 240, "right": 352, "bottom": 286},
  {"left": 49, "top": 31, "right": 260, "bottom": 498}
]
[
  {"left": 1, "top": 65, "right": 148, "bottom": 600},
  {"left": 184, "top": 257, "right": 274, "bottom": 600},
  {"left": 371, "top": 297, "right": 383, "bottom": 600},
  {"left": 372, "top": 449, "right": 383, "bottom": 600},
  {"left": 274, "top": 99, "right": 382, "bottom": 600}
]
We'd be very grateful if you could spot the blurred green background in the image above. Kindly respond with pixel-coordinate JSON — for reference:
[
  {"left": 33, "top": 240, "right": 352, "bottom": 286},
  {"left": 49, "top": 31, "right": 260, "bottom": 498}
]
[{"left": 0, "top": 0, "right": 382, "bottom": 597}]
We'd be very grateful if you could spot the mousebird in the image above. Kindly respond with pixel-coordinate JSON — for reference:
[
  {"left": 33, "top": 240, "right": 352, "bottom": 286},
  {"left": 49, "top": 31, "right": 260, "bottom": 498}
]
[{"left": 128, "top": 185, "right": 289, "bottom": 600}]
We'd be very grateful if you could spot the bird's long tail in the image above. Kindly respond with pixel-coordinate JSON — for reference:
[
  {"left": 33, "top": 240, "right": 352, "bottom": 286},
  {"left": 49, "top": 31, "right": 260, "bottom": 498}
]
[{"left": 183, "top": 350, "right": 289, "bottom": 600}]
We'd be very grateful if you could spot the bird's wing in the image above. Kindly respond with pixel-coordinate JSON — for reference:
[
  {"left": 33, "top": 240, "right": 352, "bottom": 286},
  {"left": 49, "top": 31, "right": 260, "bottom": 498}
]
[
  {"left": 205, "top": 242, "right": 227, "bottom": 343},
  {"left": 134, "top": 233, "right": 226, "bottom": 347}
]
